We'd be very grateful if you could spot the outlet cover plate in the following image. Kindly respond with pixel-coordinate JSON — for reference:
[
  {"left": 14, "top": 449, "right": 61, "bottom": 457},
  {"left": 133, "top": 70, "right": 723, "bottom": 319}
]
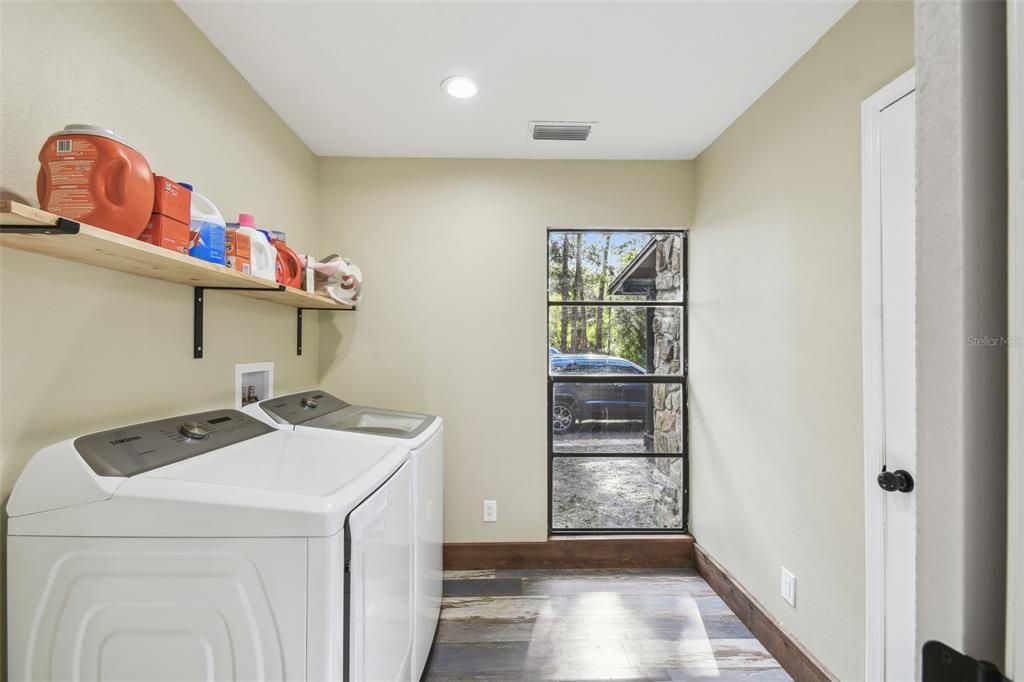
[
  {"left": 483, "top": 500, "right": 497, "bottom": 523},
  {"left": 781, "top": 567, "right": 796, "bottom": 607}
]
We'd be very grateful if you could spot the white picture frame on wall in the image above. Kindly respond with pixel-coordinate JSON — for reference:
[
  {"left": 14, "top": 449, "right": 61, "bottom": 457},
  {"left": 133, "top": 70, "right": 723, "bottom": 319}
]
[{"left": 235, "top": 362, "right": 274, "bottom": 409}]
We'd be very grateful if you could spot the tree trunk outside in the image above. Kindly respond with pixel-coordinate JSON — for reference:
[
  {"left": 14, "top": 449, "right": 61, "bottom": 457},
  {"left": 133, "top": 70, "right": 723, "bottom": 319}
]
[
  {"left": 559, "top": 234, "right": 570, "bottom": 351},
  {"left": 595, "top": 234, "right": 610, "bottom": 351},
  {"left": 571, "top": 233, "right": 584, "bottom": 351}
]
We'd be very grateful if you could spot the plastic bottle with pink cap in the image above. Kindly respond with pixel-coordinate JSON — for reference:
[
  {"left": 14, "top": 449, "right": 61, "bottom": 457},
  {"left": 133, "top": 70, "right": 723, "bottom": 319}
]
[{"left": 230, "top": 213, "right": 277, "bottom": 281}]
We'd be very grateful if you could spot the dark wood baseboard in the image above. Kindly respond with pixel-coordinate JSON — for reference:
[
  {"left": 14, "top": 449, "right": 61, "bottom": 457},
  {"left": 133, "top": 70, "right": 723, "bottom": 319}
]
[
  {"left": 444, "top": 535, "right": 694, "bottom": 570},
  {"left": 694, "top": 545, "right": 838, "bottom": 682}
]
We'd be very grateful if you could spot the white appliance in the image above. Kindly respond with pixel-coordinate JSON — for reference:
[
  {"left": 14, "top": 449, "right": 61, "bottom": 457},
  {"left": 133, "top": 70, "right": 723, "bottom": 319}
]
[
  {"left": 243, "top": 391, "right": 443, "bottom": 682},
  {"left": 6, "top": 409, "right": 414, "bottom": 682}
]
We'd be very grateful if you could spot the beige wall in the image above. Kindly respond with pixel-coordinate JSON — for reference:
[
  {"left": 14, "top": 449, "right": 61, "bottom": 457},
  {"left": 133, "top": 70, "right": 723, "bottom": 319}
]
[
  {"left": 0, "top": 0, "right": 321, "bottom": 634},
  {"left": 317, "top": 158, "right": 693, "bottom": 543},
  {"left": 689, "top": 1, "right": 914, "bottom": 679}
]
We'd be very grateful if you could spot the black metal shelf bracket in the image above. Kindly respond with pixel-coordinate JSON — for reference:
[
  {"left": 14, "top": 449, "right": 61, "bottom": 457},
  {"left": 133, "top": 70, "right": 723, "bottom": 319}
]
[
  {"left": 193, "top": 284, "right": 285, "bottom": 358},
  {"left": 296, "top": 305, "right": 354, "bottom": 356},
  {"left": 1, "top": 217, "right": 81, "bottom": 235}
]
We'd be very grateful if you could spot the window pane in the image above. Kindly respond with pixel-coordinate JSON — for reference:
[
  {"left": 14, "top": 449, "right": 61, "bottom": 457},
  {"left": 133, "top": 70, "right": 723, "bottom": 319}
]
[
  {"left": 548, "top": 306, "right": 682, "bottom": 375},
  {"left": 552, "top": 381, "right": 684, "bottom": 454},
  {"left": 552, "top": 457, "right": 683, "bottom": 530},
  {"left": 547, "top": 231, "right": 684, "bottom": 302}
]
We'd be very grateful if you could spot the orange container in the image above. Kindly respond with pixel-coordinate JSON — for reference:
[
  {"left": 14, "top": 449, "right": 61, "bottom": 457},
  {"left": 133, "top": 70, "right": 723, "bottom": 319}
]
[
  {"left": 36, "top": 125, "right": 154, "bottom": 238},
  {"left": 152, "top": 175, "right": 191, "bottom": 225},
  {"left": 139, "top": 214, "right": 190, "bottom": 255},
  {"left": 226, "top": 229, "right": 252, "bottom": 275},
  {"left": 273, "top": 239, "right": 304, "bottom": 288}
]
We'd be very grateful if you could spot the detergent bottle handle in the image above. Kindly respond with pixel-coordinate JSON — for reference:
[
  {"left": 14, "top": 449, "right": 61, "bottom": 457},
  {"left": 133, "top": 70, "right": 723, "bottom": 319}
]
[{"left": 105, "top": 155, "right": 129, "bottom": 207}]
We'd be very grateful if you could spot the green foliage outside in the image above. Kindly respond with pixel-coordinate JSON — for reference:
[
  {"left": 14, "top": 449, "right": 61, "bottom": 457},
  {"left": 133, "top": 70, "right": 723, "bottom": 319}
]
[{"left": 548, "top": 232, "right": 648, "bottom": 367}]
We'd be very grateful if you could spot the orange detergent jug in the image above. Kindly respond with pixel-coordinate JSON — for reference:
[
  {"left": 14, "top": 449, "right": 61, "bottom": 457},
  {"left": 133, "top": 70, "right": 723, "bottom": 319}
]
[
  {"left": 36, "top": 125, "right": 154, "bottom": 238},
  {"left": 273, "top": 239, "right": 305, "bottom": 289}
]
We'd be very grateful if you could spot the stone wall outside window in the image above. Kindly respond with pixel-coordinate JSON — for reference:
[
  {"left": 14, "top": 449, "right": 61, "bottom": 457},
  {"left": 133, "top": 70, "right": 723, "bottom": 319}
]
[{"left": 649, "top": 234, "right": 684, "bottom": 527}]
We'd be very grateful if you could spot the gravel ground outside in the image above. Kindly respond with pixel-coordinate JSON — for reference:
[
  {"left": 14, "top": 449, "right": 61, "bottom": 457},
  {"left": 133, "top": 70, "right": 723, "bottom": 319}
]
[
  {"left": 552, "top": 420, "right": 648, "bottom": 453},
  {"left": 551, "top": 456, "right": 680, "bottom": 529}
]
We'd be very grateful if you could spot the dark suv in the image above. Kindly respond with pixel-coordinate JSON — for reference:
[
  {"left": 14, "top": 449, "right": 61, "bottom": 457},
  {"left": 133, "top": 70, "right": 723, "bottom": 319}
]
[{"left": 549, "top": 354, "right": 647, "bottom": 433}]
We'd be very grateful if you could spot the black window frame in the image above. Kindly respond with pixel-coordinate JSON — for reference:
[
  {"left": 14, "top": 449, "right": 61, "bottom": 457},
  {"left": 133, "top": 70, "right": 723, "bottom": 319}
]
[{"left": 546, "top": 228, "right": 689, "bottom": 535}]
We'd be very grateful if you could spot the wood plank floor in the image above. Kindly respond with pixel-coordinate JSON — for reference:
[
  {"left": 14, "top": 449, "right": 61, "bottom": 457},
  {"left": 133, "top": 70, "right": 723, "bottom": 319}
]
[{"left": 423, "top": 568, "right": 791, "bottom": 682}]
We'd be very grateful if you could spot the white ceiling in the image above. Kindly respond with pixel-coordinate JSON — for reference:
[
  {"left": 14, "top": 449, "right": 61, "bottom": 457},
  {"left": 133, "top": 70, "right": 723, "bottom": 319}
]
[{"left": 178, "top": 1, "right": 854, "bottom": 160}]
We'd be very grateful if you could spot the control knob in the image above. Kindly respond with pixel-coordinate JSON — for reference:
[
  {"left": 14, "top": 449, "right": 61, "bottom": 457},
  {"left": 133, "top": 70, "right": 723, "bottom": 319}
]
[
  {"left": 178, "top": 421, "right": 210, "bottom": 440},
  {"left": 301, "top": 397, "right": 319, "bottom": 409}
]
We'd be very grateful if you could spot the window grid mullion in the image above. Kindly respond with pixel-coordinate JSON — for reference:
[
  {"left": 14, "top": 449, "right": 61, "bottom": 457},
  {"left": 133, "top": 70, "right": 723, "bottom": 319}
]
[{"left": 547, "top": 228, "right": 688, "bottom": 534}]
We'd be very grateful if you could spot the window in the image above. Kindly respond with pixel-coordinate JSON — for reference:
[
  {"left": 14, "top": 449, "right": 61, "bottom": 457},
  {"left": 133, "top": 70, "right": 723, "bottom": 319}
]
[{"left": 547, "top": 229, "right": 688, "bottom": 533}]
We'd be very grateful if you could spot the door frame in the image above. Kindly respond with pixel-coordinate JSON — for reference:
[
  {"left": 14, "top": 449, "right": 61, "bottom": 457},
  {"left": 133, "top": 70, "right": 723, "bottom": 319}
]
[
  {"left": 861, "top": 67, "right": 916, "bottom": 682},
  {"left": 1007, "top": 0, "right": 1023, "bottom": 675}
]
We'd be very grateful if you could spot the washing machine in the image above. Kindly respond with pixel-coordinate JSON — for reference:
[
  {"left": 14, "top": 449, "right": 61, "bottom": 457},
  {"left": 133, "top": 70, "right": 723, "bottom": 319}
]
[
  {"left": 6, "top": 408, "right": 414, "bottom": 682},
  {"left": 243, "top": 391, "right": 443, "bottom": 682}
]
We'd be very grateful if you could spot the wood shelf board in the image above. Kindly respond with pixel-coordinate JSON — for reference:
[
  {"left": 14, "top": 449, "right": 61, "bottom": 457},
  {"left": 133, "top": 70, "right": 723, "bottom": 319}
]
[
  {"left": 0, "top": 200, "right": 352, "bottom": 311},
  {"left": 242, "top": 285, "right": 352, "bottom": 310}
]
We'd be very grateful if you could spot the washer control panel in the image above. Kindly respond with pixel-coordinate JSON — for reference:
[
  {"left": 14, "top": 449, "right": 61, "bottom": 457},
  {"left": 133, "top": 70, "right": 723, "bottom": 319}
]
[
  {"left": 74, "top": 409, "right": 274, "bottom": 478},
  {"left": 178, "top": 421, "right": 210, "bottom": 440},
  {"left": 259, "top": 390, "right": 349, "bottom": 425}
]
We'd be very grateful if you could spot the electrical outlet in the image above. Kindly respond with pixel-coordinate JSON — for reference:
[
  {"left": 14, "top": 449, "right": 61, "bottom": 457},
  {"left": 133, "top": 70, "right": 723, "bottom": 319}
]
[
  {"left": 483, "top": 500, "right": 497, "bottom": 523},
  {"left": 781, "top": 567, "right": 796, "bottom": 607}
]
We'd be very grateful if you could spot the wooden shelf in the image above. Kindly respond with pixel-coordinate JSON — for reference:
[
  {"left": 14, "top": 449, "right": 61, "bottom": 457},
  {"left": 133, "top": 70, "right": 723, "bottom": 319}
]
[
  {"left": 1, "top": 200, "right": 354, "bottom": 358},
  {"left": 0, "top": 200, "right": 352, "bottom": 312}
]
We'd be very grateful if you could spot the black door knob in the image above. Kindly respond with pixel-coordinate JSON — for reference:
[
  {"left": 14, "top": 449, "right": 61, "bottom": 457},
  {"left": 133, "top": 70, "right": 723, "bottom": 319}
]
[
  {"left": 877, "top": 466, "right": 914, "bottom": 493},
  {"left": 877, "top": 467, "right": 897, "bottom": 491},
  {"left": 892, "top": 469, "right": 914, "bottom": 493}
]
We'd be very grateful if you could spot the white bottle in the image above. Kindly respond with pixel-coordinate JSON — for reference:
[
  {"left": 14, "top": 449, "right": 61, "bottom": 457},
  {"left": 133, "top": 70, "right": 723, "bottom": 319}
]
[
  {"left": 235, "top": 213, "right": 277, "bottom": 281},
  {"left": 179, "top": 183, "right": 226, "bottom": 265}
]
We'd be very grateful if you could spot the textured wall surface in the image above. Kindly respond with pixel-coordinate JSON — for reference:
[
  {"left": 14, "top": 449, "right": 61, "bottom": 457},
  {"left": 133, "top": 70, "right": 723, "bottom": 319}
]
[{"left": 915, "top": 0, "right": 1008, "bottom": 666}]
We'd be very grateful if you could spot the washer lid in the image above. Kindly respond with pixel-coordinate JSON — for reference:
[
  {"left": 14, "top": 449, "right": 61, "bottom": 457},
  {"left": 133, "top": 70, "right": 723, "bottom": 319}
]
[
  {"left": 143, "top": 429, "right": 399, "bottom": 497},
  {"left": 121, "top": 430, "right": 409, "bottom": 536},
  {"left": 8, "top": 427, "right": 410, "bottom": 538}
]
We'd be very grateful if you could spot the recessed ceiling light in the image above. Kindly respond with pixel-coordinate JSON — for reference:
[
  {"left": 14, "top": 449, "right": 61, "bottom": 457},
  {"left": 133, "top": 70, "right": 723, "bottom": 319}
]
[{"left": 441, "top": 75, "right": 478, "bottom": 99}]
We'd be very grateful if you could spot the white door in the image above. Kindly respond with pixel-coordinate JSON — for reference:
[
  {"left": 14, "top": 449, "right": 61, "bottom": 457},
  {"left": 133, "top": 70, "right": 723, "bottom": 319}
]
[{"left": 863, "top": 69, "right": 917, "bottom": 682}]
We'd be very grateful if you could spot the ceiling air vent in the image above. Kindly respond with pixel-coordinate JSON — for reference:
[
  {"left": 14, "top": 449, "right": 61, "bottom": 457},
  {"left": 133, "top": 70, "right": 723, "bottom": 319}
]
[{"left": 530, "top": 121, "right": 593, "bottom": 142}]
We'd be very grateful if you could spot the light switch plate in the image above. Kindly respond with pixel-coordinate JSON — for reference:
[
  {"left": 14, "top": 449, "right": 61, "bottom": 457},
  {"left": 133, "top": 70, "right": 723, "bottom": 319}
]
[{"left": 781, "top": 567, "right": 796, "bottom": 607}]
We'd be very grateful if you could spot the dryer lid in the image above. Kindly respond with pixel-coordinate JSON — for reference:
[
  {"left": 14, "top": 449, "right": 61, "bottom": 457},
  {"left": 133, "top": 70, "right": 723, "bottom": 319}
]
[
  {"left": 258, "top": 390, "right": 437, "bottom": 442},
  {"left": 305, "top": 405, "right": 436, "bottom": 440},
  {"left": 257, "top": 390, "right": 350, "bottom": 425}
]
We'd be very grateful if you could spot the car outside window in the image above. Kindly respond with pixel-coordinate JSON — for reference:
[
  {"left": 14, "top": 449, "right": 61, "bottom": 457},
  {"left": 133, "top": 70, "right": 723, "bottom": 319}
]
[{"left": 607, "top": 360, "right": 644, "bottom": 375}]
